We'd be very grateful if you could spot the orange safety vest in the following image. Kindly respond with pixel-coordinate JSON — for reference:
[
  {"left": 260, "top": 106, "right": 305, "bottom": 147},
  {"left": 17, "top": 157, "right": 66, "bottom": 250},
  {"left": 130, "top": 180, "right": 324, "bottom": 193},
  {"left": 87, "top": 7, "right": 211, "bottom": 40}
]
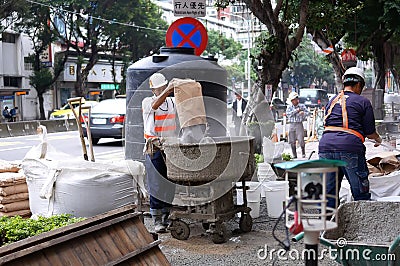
[
  {"left": 143, "top": 97, "right": 176, "bottom": 140},
  {"left": 323, "top": 90, "right": 365, "bottom": 142}
]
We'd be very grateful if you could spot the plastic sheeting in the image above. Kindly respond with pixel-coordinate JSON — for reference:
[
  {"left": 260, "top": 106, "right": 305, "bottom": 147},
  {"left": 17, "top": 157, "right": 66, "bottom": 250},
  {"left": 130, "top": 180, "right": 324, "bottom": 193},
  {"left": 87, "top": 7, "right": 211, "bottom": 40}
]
[{"left": 262, "top": 137, "right": 286, "bottom": 163}]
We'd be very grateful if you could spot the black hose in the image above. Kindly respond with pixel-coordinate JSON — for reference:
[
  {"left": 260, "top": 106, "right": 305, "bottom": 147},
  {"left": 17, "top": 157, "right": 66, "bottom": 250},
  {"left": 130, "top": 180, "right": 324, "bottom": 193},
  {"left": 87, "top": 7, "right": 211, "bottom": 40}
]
[{"left": 272, "top": 196, "right": 296, "bottom": 251}]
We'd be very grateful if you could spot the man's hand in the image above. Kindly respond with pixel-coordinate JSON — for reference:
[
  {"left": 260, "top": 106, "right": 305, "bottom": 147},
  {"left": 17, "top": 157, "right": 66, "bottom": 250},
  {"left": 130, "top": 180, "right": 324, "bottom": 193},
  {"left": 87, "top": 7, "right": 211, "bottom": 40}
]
[
  {"left": 166, "top": 83, "right": 174, "bottom": 94},
  {"left": 374, "top": 136, "right": 382, "bottom": 147}
]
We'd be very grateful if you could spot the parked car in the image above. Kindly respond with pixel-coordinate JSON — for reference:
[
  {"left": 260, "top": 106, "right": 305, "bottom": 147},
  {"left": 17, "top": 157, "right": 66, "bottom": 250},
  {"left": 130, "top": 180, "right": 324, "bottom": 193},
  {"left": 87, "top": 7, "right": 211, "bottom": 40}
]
[
  {"left": 82, "top": 98, "right": 126, "bottom": 145},
  {"left": 49, "top": 100, "right": 98, "bottom": 120},
  {"left": 270, "top": 97, "right": 287, "bottom": 121},
  {"left": 298, "top": 88, "right": 329, "bottom": 108}
]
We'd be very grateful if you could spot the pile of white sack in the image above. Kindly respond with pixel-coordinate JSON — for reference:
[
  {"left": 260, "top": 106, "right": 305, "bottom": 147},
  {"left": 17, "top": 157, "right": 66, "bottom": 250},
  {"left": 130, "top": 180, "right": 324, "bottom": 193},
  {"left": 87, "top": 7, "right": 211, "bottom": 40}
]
[{"left": 0, "top": 160, "right": 30, "bottom": 217}]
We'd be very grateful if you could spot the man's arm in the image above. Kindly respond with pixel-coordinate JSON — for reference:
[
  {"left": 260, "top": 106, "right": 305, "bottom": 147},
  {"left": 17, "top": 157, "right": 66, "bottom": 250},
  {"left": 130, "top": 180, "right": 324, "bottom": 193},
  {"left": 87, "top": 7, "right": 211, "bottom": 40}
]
[
  {"left": 300, "top": 104, "right": 309, "bottom": 116},
  {"left": 152, "top": 84, "right": 174, "bottom": 110},
  {"left": 285, "top": 105, "right": 296, "bottom": 118}
]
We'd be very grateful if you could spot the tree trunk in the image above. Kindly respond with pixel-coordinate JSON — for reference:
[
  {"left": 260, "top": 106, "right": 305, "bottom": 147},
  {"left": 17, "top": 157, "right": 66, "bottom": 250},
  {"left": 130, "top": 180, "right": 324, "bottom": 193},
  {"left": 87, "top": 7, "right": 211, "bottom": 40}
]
[
  {"left": 74, "top": 63, "right": 85, "bottom": 97},
  {"left": 308, "top": 29, "right": 345, "bottom": 92},
  {"left": 38, "top": 92, "right": 45, "bottom": 120},
  {"left": 373, "top": 41, "right": 386, "bottom": 91}
]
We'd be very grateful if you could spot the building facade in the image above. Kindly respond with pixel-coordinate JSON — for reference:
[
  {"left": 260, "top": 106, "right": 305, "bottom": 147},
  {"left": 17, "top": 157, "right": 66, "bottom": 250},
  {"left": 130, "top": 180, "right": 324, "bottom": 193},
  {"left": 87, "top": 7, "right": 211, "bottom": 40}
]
[
  {"left": 0, "top": 31, "right": 36, "bottom": 121},
  {"left": 0, "top": 30, "right": 124, "bottom": 120}
]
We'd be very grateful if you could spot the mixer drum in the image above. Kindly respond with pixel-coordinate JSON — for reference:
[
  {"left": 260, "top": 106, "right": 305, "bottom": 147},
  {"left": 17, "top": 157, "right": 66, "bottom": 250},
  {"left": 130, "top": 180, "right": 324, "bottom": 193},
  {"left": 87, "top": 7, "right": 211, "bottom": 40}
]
[{"left": 163, "top": 136, "right": 255, "bottom": 184}]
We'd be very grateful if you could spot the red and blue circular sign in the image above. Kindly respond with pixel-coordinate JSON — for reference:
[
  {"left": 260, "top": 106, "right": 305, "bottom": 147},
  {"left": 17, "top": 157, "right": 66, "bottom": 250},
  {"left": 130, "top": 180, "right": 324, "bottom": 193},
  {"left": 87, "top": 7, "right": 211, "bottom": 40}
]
[{"left": 166, "top": 17, "right": 208, "bottom": 56}]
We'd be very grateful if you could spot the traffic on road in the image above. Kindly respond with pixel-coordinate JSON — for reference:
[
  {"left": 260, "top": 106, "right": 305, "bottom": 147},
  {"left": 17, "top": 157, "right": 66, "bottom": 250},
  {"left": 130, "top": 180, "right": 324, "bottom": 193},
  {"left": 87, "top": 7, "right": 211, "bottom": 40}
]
[{"left": 0, "top": 131, "right": 124, "bottom": 162}]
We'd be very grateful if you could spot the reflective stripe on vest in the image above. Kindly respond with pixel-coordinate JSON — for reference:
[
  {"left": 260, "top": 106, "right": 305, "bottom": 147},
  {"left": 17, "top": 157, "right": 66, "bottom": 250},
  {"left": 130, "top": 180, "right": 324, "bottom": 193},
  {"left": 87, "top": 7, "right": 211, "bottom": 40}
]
[
  {"left": 323, "top": 90, "right": 365, "bottom": 142},
  {"left": 153, "top": 98, "right": 176, "bottom": 137},
  {"left": 155, "top": 114, "right": 175, "bottom": 120},
  {"left": 144, "top": 133, "right": 157, "bottom": 140}
]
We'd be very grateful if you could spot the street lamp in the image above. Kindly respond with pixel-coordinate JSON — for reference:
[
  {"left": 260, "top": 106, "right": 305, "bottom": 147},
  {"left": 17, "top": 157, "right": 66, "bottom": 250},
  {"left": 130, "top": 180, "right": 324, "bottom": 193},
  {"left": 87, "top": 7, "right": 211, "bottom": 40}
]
[{"left": 220, "top": 11, "right": 251, "bottom": 98}]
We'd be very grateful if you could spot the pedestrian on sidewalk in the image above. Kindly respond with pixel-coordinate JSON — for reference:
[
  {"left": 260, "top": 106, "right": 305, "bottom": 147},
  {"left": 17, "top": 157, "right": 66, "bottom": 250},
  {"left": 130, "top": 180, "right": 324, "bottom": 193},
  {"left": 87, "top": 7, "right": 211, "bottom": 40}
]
[
  {"left": 2, "top": 106, "right": 12, "bottom": 122},
  {"left": 319, "top": 67, "right": 382, "bottom": 209},
  {"left": 142, "top": 73, "right": 176, "bottom": 233},
  {"left": 10, "top": 107, "right": 18, "bottom": 122},
  {"left": 232, "top": 92, "right": 247, "bottom": 136},
  {"left": 285, "top": 92, "right": 309, "bottom": 158}
]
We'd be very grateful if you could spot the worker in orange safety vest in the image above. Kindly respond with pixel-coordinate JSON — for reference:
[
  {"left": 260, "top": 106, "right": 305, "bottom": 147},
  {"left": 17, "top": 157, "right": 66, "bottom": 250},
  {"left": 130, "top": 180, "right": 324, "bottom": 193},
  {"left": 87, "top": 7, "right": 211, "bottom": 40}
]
[
  {"left": 319, "top": 67, "right": 382, "bottom": 209},
  {"left": 142, "top": 73, "right": 177, "bottom": 233}
]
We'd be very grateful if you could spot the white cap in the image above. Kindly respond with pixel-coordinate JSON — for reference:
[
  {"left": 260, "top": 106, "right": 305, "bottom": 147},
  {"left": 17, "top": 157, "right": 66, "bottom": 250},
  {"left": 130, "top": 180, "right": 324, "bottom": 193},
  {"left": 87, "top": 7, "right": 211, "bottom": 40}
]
[
  {"left": 149, "top": 73, "right": 168, "bottom": 89},
  {"left": 343, "top": 67, "right": 365, "bottom": 83}
]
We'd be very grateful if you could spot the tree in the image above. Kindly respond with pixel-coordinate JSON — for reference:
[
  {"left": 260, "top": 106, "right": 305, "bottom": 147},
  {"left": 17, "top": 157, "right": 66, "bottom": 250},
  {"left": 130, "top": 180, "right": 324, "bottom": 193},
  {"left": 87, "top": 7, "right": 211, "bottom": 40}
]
[
  {"left": 0, "top": 0, "right": 26, "bottom": 31},
  {"left": 51, "top": 0, "right": 167, "bottom": 97},
  {"left": 204, "top": 29, "right": 243, "bottom": 60},
  {"left": 204, "top": 29, "right": 246, "bottom": 91},
  {"left": 108, "top": 0, "right": 168, "bottom": 94},
  {"left": 305, "top": 1, "right": 361, "bottom": 88},
  {"left": 240, "top": 0, "right": 309, "bottom": 95},
  {"left": 7, "top": 0, "right": 167, "bottom": 115},
  {"left": 12, "top": 3, "right": 69, "bottom": 120},
  {"left": 281, "top": 39, "right": 335, "bottom": 90},
  {"left": 345, "top": 0, "right": 400, "bottom": 91}
]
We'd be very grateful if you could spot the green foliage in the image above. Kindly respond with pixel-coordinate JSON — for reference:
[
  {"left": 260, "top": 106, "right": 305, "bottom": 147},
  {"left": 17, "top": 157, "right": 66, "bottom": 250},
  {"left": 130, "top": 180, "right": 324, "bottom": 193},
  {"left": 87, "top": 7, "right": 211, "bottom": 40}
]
[
  {"left": 225, "top": 63, "right": 245, "bottom": 85},
  {"left": 204, "top": 30, "right": 243, "bottom": 60},
  {"left": 254, "top": 153, "right": 264, "bottom": 164},
  {"left": 282, "top": 39, "right": 335, "bottom": 88},
  {"left": 0, "top": 214, "right": 84, "bottom": 246},
  {"left": 307, "top": 1, "right": 355, "bottom": 42},
  {"left": 29, "top": 69, "right": 53, "bottom": 90},
  {"left": 282, "top": 153, "right": 292, "bottom": 161},
  {"left": 253, "top": 32, "right": 278, "bottom": 57}
]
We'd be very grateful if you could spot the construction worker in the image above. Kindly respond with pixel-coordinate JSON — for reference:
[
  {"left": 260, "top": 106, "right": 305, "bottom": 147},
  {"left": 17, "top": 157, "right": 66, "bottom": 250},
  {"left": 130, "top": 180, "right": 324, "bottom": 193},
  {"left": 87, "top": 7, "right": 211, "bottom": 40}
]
[
  {"left": 285, "top": 91, "right": 309, "bottom": 158},
  {"left": 142, "top": 73, "right": 176, "bottom": 233},
  {"left": 319, "top": 67, "right": 382, "bottom": 209}
]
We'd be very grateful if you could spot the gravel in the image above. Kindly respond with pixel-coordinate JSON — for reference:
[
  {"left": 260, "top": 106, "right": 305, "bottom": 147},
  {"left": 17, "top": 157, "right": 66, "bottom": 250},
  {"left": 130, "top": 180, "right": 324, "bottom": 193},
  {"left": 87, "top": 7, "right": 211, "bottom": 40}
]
[
  {"left": 324, "top": 201, "right": 400, "bottom": 244},
  {"left": 144, "top": 199, "right": 341, "bottom": 266}
]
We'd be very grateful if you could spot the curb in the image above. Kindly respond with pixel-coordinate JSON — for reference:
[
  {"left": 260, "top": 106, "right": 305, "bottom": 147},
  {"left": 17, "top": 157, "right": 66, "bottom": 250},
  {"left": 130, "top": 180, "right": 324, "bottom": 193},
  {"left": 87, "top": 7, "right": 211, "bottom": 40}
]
[
  {"left": 0, "top": 124, "right": 11, "bottom": 138},
  {"left": 0, "top": 119, "right": 78, "bottom": 138},
  {"left": 7, "top": 122, "right": 29, "bottom": 137}
]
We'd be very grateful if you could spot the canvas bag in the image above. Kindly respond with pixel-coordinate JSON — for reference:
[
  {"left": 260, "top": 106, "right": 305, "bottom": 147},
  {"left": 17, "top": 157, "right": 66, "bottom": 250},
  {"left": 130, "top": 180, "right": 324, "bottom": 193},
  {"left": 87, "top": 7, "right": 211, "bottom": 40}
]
[{"left": 170, "top": 78, "right": 207, "bottom": 128}]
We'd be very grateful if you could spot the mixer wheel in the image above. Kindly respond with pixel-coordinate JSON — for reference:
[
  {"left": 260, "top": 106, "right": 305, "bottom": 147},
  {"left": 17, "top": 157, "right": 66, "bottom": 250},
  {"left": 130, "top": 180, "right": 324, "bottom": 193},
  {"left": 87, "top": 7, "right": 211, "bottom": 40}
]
[
  {"left": 202, "top": 222, "right": 210, "bottom": 230},
  {"left": 239, "top": 213, "right": 253, "bottom": 232},
  {"left": 211, "top": 223, "right": 227, "bottom": 244},
  {"left": 170, "top": 220, "right": 190, "bottom": 240}
]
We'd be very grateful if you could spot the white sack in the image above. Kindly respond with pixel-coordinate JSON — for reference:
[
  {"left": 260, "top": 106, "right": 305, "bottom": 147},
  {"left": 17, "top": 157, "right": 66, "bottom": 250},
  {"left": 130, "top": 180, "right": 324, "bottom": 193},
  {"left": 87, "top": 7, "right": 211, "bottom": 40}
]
[
  {"left": 22, "top": 158, "right": 143, "bottom": 218},
  {"left": 22, "top": 126, "right": 145, "bottom": 218}
]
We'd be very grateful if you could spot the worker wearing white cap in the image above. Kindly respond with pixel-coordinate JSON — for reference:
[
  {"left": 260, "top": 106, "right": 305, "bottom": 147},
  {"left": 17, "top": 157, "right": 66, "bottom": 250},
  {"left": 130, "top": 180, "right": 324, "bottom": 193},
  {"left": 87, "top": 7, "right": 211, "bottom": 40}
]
[
  {"left": 319, "top": 67, "right": 382, "bottom": 209},
  {"left": 142, "top": 72, "right": 176, "bottom": 233},
  {"left": 285, "top": 91, "right": 309, "bottom": 158}
]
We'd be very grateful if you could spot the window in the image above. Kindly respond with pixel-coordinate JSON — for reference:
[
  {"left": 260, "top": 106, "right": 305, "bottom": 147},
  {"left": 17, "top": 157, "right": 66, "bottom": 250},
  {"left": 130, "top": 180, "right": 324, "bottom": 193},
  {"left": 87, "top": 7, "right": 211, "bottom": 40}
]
[
  {"left": 24, "top": 57, "right": 34, "bottom": 71},
  {"left": 1, "top": 32, "right": 16, "bottom": 43},
  {"left": 3, "top": 77, "right": 19, "bottom": 87}
]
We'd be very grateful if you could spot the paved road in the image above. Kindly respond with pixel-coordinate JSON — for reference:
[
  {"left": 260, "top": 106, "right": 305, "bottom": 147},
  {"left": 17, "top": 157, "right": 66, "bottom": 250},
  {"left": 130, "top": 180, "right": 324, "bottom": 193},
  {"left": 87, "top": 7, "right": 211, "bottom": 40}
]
[{"left": 0, "top": 131, "right": 124, "bottom": 162}]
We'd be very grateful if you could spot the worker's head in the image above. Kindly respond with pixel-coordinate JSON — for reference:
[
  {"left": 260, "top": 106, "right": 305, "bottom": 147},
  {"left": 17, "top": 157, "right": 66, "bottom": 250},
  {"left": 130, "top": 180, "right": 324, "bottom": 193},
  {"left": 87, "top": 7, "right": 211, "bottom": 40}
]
[
  {"left": 149, "top": 73, "right": 168, "bottom": 96},
  {"left": 4, "top": 106, "right": 8, "bottom": 110},
  {"left": 287, "top": 91, "right": 299, "bottom": 106},
  {"left": 342, "top": 67, "right": 365, "bottom": 94},
  {"left": 235, "top": 92, "right": 242, "bottom": 100}
]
